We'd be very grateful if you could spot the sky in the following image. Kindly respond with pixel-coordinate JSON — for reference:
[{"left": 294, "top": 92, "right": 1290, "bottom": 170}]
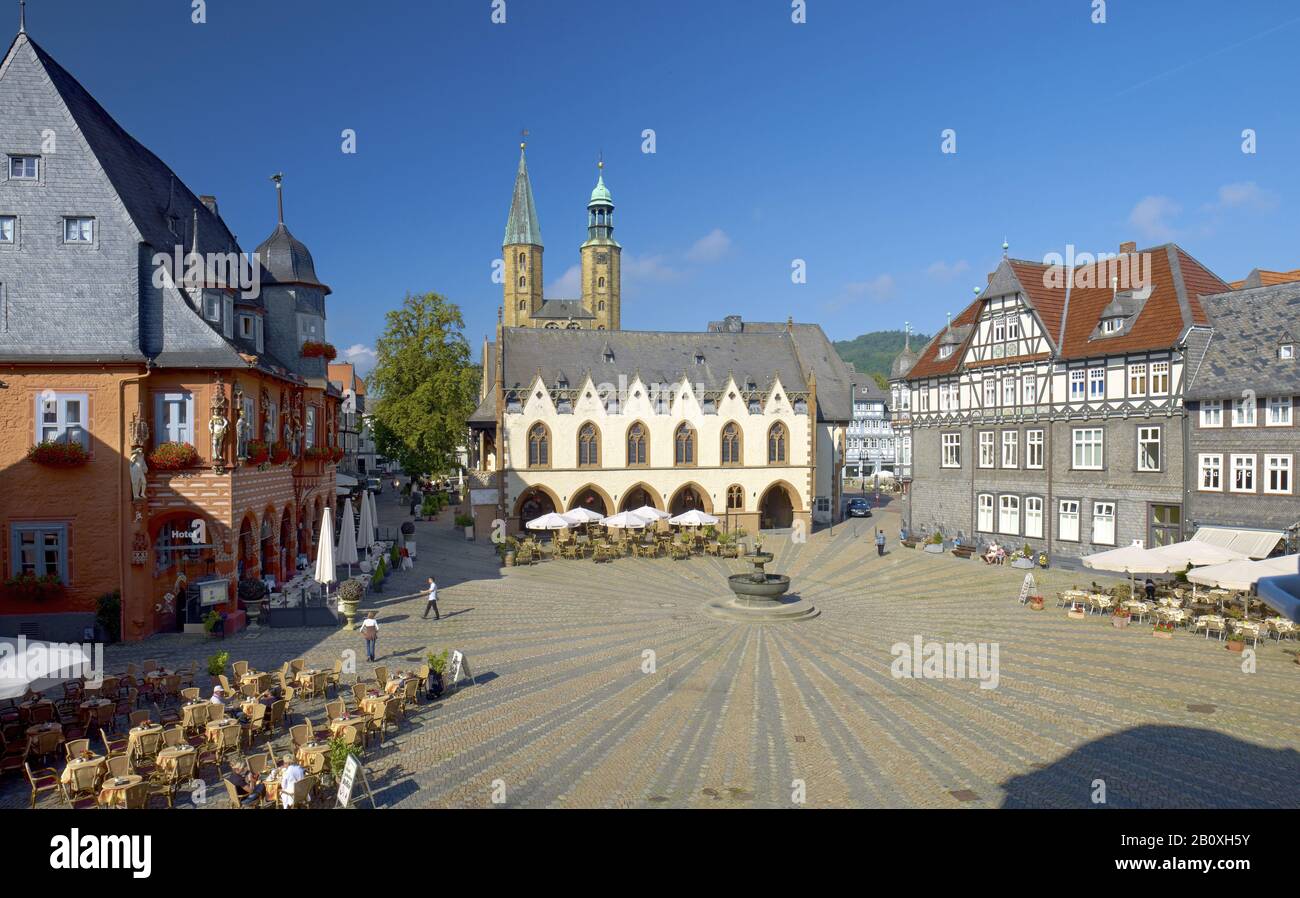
[{"left": 16, "top": 0, "right": 1300, "bottom": 372}]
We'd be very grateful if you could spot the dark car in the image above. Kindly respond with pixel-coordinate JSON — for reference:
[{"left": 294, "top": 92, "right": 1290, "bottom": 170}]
[{"left": 847, "top": 498, "right": 872, "bottom": 518}]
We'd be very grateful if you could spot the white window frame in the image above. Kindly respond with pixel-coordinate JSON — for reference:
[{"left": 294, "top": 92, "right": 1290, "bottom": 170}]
[
  {"left": 155, "top": 391, "right": 195, "bottom": 445},
  {"left": 1266, "top": 396, "right": 1293, "bottom": 426},
  {"left": 1026, "top": 429, "right": 1044, "bottom": 469},
  {"left": 1091, "top": 501, "right": 1116, "bottom": 545},
  {"left": 63, "top": 216, "right": 94, "bottom": 244},
  {"left": 1230, "top": 454, "right": 1256, "bottom": 493},
  {"left": 1002, "top": 378, "right": 1016, "bottom": 406},
  {"left": 1006, "top": 317, "right": 1021, "bottom": 341},
  {"left": 0, "top": 214, "right": 14, "bottom": 244},
  {"left": 1198, "top": 453, "right": 1222, "bottom": 492},
  {"left": 983, "top": 379, "right": 996, "bottom": 407},
  {"left": 998, "top": 495, "right": 1020, "bottom": 535},
  {"left": 1072, "top": 427, "right": 1104, "bottom": 470},
  {"left": 1281, "top": 343, "right": 1296, "bottom": 360},
  {"left": 1128, "top": 363, "right": 1147, "bottom": 397},
  {"left": 978, "top": 431, "right": 995, "bottom": 468},
  {"left": 1137, "top": 426, "right": 1161, "bottom": 472},
  {"left": 1150, "top": 361, "right": 1170, "bottom": 396},
  {"left": 1087, "top": 367, "right": 1105, "bottom": 400},
  {"left": 305, "top": 407, "right": 316, "bottom": 449},
  {"left": 1264, "top": 454, "right": 1292, "bottom": 495},
  {"left": 1024, "top": 497, "right": 1043, "bottom": 538},
  {"left": 1001, "top": 430, "right": 1018, "bottom": 468},
  {"left": 941, "top": 432, "right": 961, "bottom": 468},
  {"left": 1231, "top": 398, "right": 1257, "bottom": 427},
  {"left": 8, "top": 155, "right": 38, "bottom": 180},
  {"left": 1200, "top": 400, "right": 1223, "bottom": 428},
  {"left": 1058, "top": 500, "right": 1080, "bottom": 542},
  {"left": 977, "top": 494, "right": 994, "bottom": 532},
  {"left": 203, "top": 293, "right": 221, "bottom": 322},
  {"left": 1069, "top": 369, "right": 1085, "bottom": 401},
  {"left": 1022, "top": 374, "right": 1036, "bottom": 405},
  {"left": 34, "top": 392, "right": 89, "bottom": 449}
]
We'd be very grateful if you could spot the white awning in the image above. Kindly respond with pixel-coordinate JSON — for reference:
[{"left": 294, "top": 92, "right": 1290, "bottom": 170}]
[
  {"left": 1190, "top": 527, "right": 1285, "bottom": 560},
  {"left": 336, "top": 473, "right": 359, "bottom": 488}
]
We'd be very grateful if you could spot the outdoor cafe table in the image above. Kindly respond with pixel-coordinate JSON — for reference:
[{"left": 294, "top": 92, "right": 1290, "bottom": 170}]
[
  {"left": 126, "top": 723, "right": 163, "bottom": 756},
  {"left": 18, "top": 699, "right": 54, "bottom": 721},
  {"left": 384, "top": 674, "right": 415, "bottom": 695},
  {"left": 296, "top": 740, "right": 330, "bottom": 770},
  {"left": 241, "top": 671, "right": 271, "bottom": 692},
  {"left": 262, "top": 767, "right": 284, "bottom": 804},
  {"left": 295, "top": 668, "right": 322, "bottom": 686},
  {"left": 60, "top": 753, "right": 105, "bottom": 786},
  {"left": 157, "top": 744, "right": 196, "bottom": 772},
  {"left": 98, "top": 774, "right": 143, "bottom": 807},
  {"left": 181, "top": 701, "right": 208, "bottom": 728},
  {"left": 360, "top": 693, "right": 390, "bottom": 716},
  {"left": 79, "top": 698, "right": 114, "bottom": 719},
  {"left": 205, "top": 718, "right": 240, "bottom": 740},
  {"left": 142, "top": 668, "right": 176, "bottom": 683},
  {"left": 330, "top": 714, "right": 369, "bottom": 738},
  {"left": 26, "top": 722, "right": 62, "bottom": 738}
]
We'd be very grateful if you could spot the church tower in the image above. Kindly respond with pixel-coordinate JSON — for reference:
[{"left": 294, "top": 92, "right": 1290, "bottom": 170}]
[
  {"left": 503, "top": 143, "right": 543, "bottom": 327},
  {"left": 580, "top": 162, "right": 621, "bottom": 330}
]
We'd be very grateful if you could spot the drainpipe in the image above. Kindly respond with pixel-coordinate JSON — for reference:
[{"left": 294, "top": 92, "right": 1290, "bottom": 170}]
[{"left": 117, "top": 363, "right": 153, "bottom": 643}]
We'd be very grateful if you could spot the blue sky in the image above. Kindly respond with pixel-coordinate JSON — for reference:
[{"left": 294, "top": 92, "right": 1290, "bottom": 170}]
[{"left": 21, "top": 0, "right": 1300, "bottom": 370}]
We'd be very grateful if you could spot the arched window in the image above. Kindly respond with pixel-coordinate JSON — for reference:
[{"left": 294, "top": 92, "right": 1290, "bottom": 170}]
[
  {"left": 598, "top": 300, "right": 606, "bottom": 311},
  {"left": 577, "top": 423, "right": 599, "bottom": 467},
  {"left": 720, "top": 422, "right": 742, "bottom": 466},
  {"left": 767, "top": 422, "right": 788, "bottom": 464},
  {"left": 674, "top": 423, "right": 695, "bottom": 466},
  {"left": 598, "top": 277, "right": 606, "bottom": 288},
  {"left": 518, "top": 252, "right": 526, "bottom": 268},
  {"left": 518, "top": 299, "right": 526, "bottom": 311},
  {"left": 518, "top": 276, "right": 526, "bottom": 288},
  {"left": 626, "top": 422, "right": 647, "bottom": 466},
  {"left": 527, "top": 423, "right": 549, "bottom": 468},
  {"left": 727, "top": 485, "right": 744, "bottom": 510}
]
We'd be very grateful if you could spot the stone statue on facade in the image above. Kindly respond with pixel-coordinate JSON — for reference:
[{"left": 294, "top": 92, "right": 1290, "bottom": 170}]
[
  {"left": 129, "top": 447, "right": 148, "bottom": 500},
  {"left": 209, "top": 377, "right": 229, "bottom": 472}
]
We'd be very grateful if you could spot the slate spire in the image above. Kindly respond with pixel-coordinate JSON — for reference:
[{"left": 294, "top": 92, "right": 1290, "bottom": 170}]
[{"left": 504, "top": 143, "right": 543, "bottom": 248}]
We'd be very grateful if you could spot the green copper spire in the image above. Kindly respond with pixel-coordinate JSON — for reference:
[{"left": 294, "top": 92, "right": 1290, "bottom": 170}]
[
  {"left": 586, "top": 159, "right": 614, "bottom": 242},
  {"left": 504, "top": 143, "right": 543, "bottom": 247}
]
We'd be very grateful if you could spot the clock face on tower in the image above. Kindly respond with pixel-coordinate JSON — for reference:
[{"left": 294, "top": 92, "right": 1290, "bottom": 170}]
[{"left": 596, "top": 252, "right": 609, "bottom": 264}]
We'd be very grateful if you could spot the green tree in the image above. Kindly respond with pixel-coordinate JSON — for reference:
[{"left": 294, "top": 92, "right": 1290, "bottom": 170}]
[{"left": 369, "top": 292, "right": 478, "bottom": 476}]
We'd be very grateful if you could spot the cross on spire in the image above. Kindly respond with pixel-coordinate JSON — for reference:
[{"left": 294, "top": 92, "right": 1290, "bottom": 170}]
[{"left": 270, "top": 172, "right": 284, "bottom": 224}]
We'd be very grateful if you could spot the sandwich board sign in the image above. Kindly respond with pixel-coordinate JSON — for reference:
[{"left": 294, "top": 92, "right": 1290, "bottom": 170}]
[
  {"left": 448, "top": 649, "right": 475, "bottom": 691},
  {"left": 1018, "top": 573, "right": 1036, "bottom": 605},
  {"left": 335, "top": 752, "right": 375, "bottom": 808}
]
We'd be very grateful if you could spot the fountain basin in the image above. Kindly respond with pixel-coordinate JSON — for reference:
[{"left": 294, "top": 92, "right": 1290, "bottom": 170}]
[
  {"left": 706, "top": 555, "right": 817, "bottom": 622},
  {"left": 727, "top": 573, "right": 792, "bottom": 603}
]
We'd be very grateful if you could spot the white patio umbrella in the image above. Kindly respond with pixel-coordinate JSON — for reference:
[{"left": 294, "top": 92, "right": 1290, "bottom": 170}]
[
  {"left": 669, "top": 509, "right": 720, "bottom": 527},
  {"left": 0, "top": 638, "right": 97, "bottom": 701},
  {"left": 526, "top": 512, "right": 571, "bottom": 531},
  {"left": 600, "top": 511, "right": 647, "bottom": 529},
  {"left": 562, "top": 508, "right": 604, "bottom": 526},
  {"left": 1147, "top": 540, "right": 1248, "bottom": 569},
  {"left": 357, "top": 490, "right": 376, "bottom": 559},
  {"left": 1082, "top": 542, "right": 1167, "bottom": 597},
  {"left": 1187, "top": 554, "right": 1297, "bottom": 592},
  {"left": 629, "top": 505, "right": 669, "bottom": 523},
  {"left": 314, "top": 505, "right": 338, "bottom": 592},
  {"left": 335, "top": 498, "right": 358, "bottom": 578}
]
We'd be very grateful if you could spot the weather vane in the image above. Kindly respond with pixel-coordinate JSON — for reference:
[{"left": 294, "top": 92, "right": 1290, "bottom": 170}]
[
  {"left": 520, "top": 128, "right": 529, "bottom": 150},
  {"left": 270, "top": 172, "right": 284, "bottom": 224}
]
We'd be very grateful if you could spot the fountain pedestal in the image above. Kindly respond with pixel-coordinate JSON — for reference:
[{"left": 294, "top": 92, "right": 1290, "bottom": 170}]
[{"left": 704, "top": 551, "right": 818, "bottom": 622}]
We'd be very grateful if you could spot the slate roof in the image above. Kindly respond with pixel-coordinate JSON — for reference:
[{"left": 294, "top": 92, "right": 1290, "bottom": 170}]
[
  {"left": 1229, "top": 268, "right": 1300, "bottom": 290},
  {"left": 504, "top": 147, "right": 542, "bottom": 247},
  {"left": 533, "top": 299, "right": 595, "bottom": 320},
  {"left": 1186, "top": 283, "right": 1300, "bottom": 399},
  {"left": 256, "top": 222, "right": 329, "bottom": 292}
]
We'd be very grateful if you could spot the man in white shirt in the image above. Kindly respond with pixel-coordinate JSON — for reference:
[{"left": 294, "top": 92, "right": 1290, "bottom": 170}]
[
  {"left": 280, "top": 761, "right": 305, "bottom": 808},
  {"left": 421, "top": 578, "right": 440, "bottom": 620},
  {"left": 359, "top": 614, "right": 379, "bottom": 662},
  {"left": 210, "top": 685, "right": 227, "bottom": 705}
]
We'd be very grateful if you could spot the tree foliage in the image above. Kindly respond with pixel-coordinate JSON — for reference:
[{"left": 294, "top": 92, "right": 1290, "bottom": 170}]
[
  {"left": 369, "top": 292, "right": 478, "bottom": 476},
  {"left": 833, "top": 329, "right": 931, "bottom": 381}
]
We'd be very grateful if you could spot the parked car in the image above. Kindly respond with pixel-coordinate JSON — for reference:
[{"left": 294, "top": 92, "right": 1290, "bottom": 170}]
[
  {"left": 366, "top": 477, "right": 384, "bottom": 494},
  {"left": 846, "top": 498, "right": 872, "bottom": 518}
]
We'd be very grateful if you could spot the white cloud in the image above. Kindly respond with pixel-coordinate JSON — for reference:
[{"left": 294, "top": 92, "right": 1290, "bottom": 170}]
[
  {"left": 1128, "top": 195, "right": 1182, "bottom": 241},
  {"left": 341, "top": 343, "right": 377, "bottom": 374},
  {"left": 685, "top": 228, "right": 732, "bottom": 263},
  {"left": 925, "top": 259, "right": 971, "bottom": 282},
  {"left": 546, "top": 264, "right": 582, "bottom": 296},
  {"left": 1209, "top": 181, "right": 1278, "bottom": 212},
  {"left": 622, "top": 253, "right": 681, "bottom": 283},
  {"left": 822, "top": 274, "right": 897, "bottom": 312}
]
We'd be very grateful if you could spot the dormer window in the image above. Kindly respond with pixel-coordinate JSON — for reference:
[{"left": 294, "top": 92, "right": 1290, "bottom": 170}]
[
  {"left": 203, "top": 294, "right": 221, "bottom": 322},
  {"left": 239, "top": 314, "right": 254, "bottom": 339},
  {"left": 8, "top": 155, "right": 38, "bottom": 180},
  {"left": 694, "top": 353, "right": 705, "bottom": 365},
  {"left": 1101, "top": 317, "right": 1125, "bottom": 334},
  {"left": 1281, "top": 343, "right": 1296, "bottom": 360},
  {"left": 937, "top": 345, "right": 954, "bottom": 360},
  {"left": 603, "top": 350, "right": 614, "bottom": 363}
]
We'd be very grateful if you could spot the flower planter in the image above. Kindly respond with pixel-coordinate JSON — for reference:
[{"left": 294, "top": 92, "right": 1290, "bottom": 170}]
[
  {"left": 27, "top": 441, "right": 89, "bottom": 467},
  {"left": 149, "top": 442, "right": 199, "bottom": 470},
  {"left": 1028, "top": 596, "right": 1044, "bottom": 611},
  {"left": 503, "top": 551, "right": 515, "bottom": 567},
  {"left": 339, "top": 599, "right": 359, "bottom": 628},
  {"left": 1225, "top": 639, "right": 1245, "bottom": 653},
  {"left": 1111, "top": 614, "right": 1131, "bottom": 629},
  {"left": 1067, "top": 608, "right": 1086, "bottom": 620},
  {"left": 243, "top": 598, "right": 263, "bottom": 628},
  {"left": 1152, "top": 628, "right": 1174, "bottom": 639},
  {"left": 923, "top": 544, "right": 945, "bottom": 554},
  {"left": 1010, "top": 557, "right": 1035, "bottom": 570}
]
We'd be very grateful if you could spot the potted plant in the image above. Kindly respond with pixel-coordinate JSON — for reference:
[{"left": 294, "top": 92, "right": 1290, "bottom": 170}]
[
  {"left": 1225, "top": 634, "right": 1246, "bottom": 653},
  {"left": 245, "top": 440, "right": 269, "bottom": 466},
  {"left": 400, "top": 520, "right": 415, "bottom": 538},
  {"left": 1153, "top": 620, "right": 1175, "bottom": 639},
  {"left": 237, "top": 578, "right": 268, "bottom": 628},
  {"left": 299, "top": 340, "right": 338, "bottom": 360},
  {"left": 324, "top": 734, "right": 361, "bottom": 790},
  {"left": 455, "top": 513, "right": 474, "bottom": 540},
  {"left": 27, "top": 440, "right": 89, "bottom": 468},
  {"left": 1067, "top": 602, "right": 1087, "bottom": 620},
  {"left": 1112, "top": 607, "right": 1132, "bottom": 629},
  {"left": 1028, "top": 595, "right": 1045, "bottom": 611},
  {"left": 148, "top": 441, "right": 199, "bottom": 470},
  {"left": 1037, "top": 551, "right": 1050, "bottom": 569},
  {"left": 203, "top": 609, "right": 227, "bottom": 638},
  {"left": 370, "top": 564, "right": 385, "bottom": 594},
  {"left": 923, "top": 532, "right": 945, "bottom": 554},
  {"left": 426, "top": 649, "right": 449, "bottom": 700},
  {"left": 95, "top": 590, "right": 121, "bottom": 643},
  {"left": 206, "top": 650, "right": 229, "bottom": 684},
  {"left": 337, "top": 578, "right": 363, "bottom": 627},
  {"left": 497, "top": 536, "right": 519, "bottom": 567}
]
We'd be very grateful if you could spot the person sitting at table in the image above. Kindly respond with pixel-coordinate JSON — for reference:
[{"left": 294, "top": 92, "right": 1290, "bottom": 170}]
[
  {"left": 279, "top": 759, "right": 305, "bottom": 808},
  {"left": 209, "top": 686, "right": 249, "bottom": 723},
  {"left": 983, "top": 542, "right": 1000, "bottom": 564},
  {"left": 226, "top": 759, "right": 264, "bottom": 807}
]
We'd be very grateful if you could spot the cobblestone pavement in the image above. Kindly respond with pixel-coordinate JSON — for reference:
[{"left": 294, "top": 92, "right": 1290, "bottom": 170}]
[{"left": 8, "top": 494, "right": 1298, "bottom": 809}]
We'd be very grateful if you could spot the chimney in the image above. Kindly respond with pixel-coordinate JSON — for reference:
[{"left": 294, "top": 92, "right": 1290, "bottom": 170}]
[
  {"left": 199, "top": 195, "right": 219, "bottom": 217},
  {"left": 1119, "top": 240, "right": 1136, "bottom": 255}
]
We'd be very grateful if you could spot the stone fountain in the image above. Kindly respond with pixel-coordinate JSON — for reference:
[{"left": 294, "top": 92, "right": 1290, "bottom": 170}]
[{"left": 704, "top": 546, "right": 818, "bottom": 622}]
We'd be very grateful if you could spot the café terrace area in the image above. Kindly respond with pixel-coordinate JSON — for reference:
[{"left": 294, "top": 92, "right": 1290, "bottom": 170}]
[{"left": 1, "top": 503, "right": 1297, "bottom": 809}]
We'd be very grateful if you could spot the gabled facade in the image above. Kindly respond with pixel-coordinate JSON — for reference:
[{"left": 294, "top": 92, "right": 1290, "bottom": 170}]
[
  {"left": 899, "top": 242, "right": 1227, "bottom": 559},
  {"left": 0, "top": 30, "right": 339, "bottom": 640}
]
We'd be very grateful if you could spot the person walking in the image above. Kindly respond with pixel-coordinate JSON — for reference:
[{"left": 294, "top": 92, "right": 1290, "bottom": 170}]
[
  {"left": 421, "top": 577, "right": 440, "bottom": 620},
  {"left": 359, "top": 612, "right": 380, "bottom": 662},
  {"left": 875, "top": 529, "right": 886, "bottom": 557}
]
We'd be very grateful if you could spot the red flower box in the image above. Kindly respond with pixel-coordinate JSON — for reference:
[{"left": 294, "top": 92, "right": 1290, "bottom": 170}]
[
  {"left": 300, "top": 341, "right": 337, "bottom": 361},
  {"left": 2, "top": 574, "right": 66, "bottom": 602},
  {"left": 27, "top": 441, "right": 89, "bottom": 468},
  {"left": 330, "top": 446, "right": 345, "bottom": 463},
  {"left": 305, "top": 446, "right": 333, "bottom": 461},
  {"left": 148, "top": 441, "right": 199, "bottom": 470},
  {"left": 245, "top": 440, "right": 269, "bottom": 466},
  {"left": 270, "top": 443, "right": 291, "bottom": 465}
]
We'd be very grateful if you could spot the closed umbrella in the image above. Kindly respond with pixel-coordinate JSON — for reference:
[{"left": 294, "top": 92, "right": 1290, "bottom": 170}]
[
  {"left": 335, "top": 498, "right": 358, "bottom": 578},
  {"left": 357, "top": 491, "right": 375, "bottom": 559},
  {"left": 314, "top": 505, "right": 337, "bottom": 592},
  {"left": 367, "top": 490, "right": 380, "bottom": 541}
]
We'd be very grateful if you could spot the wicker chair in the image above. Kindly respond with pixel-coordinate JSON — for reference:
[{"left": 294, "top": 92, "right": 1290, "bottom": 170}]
[
  {"left": 100, "top": 727, "right": 128, "bottom": 758},
  {"left": 285, "top": 773, "right": 317, "bottom": 809},
  {"left": 25, "top": 761, "right": 60, "bottom": 808},
  {"left": 152, "top": 750, "right": 196, "bottom": 808},
  {"left": 62, "top": 760, "right": 102, "bottom": 809},
  {"left": 128, "top": 709, "right": 151, "bottom": 729},
  {"left": 64, "top": 737, "right": 91, "bottom": 761},
  {"left": 268, "top": 700, "right": 288, "bottom": 736},
  {"left": 104, "top": 754, "right": 131, "bottom": 779}
]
